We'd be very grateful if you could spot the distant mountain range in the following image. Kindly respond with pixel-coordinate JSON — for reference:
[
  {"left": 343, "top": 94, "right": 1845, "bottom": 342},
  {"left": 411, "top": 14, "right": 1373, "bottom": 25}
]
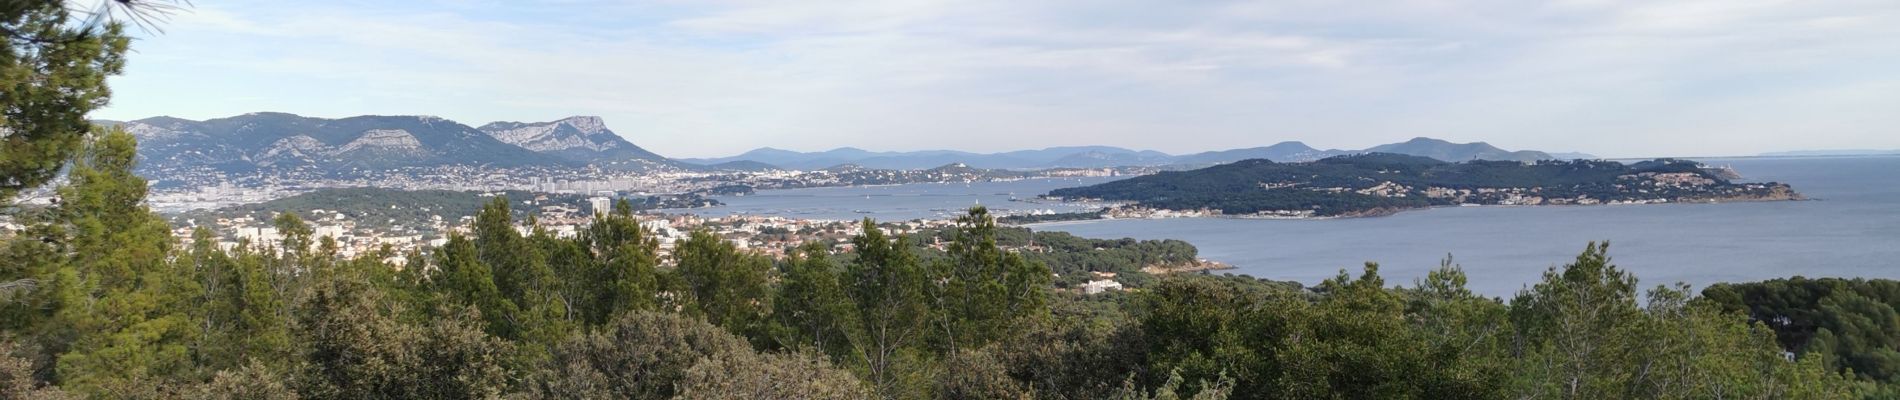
[
  {"left": 107, "top": 112, "right": 677, "bottom": 175},
  {"left": 685, "top": 137, "right": 1590, "bottom": 170},
  {"left": 107, "top": 112, "right": 1601, "bottom": 177},
  {"left": 1363, "top": 138, "right": 1553, "bottom": 163},
  {"left": 679, "top": 146, "right": 1175, "bottom": 171}
]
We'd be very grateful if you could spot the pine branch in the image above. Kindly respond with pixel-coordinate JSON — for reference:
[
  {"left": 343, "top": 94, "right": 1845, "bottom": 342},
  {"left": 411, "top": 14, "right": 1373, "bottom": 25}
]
[{"left": 0, "top": 278, "right": 39, "bottom": 303}]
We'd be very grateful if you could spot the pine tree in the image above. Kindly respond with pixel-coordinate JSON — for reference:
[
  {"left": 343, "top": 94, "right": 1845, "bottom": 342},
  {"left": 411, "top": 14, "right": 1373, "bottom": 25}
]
[
  {"left": 183, "top": 227, "right": 290, "bottom": 373},
  {"left": 47, "top": 129, "right": 195, "bottom": 393},
  {"left": 771, "top": 243, "right": 851, "bottom": 354},
  {"left": 470, "top": 197, "right": 569, "bottom": 344},
  {"left": 932, "top": 206, "right": 1050, "bottom": 356},
  {"left": 1508, "top": 242, "right": 1640, "bottom": 399},
  {"left": 573, "top": 203, "right": 660, "bottom": 325},
  {"left": 0, "top": 0, "right": 131, "bottom": 204},
  {"left": 675, "top": 230, "right": 774, "bottom": 344},
  {"left": 431, "top": 233, "right": 521, "bottom": 339},
  {"left": 1139, "top": 274, "right": 1287, "bottom": 396},
  {"left": 0, "top": 205, "right": 67, "bottom": 334},
  {"left": 1402, "top": 256, "right": 1513, "bottom": 398},
  {"left": 842, "top": 219, "right": 930, "bottom": 398},
  {"left": 1503, "top": 243, "right": 1854, "bottom": 399}
]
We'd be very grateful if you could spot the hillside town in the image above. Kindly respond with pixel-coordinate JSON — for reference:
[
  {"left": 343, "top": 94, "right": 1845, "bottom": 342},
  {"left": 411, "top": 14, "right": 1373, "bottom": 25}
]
[
  {"left": 145, "top": 163, "right": 1138, "bottom": 213},
  {"left": 174, "top": 195, "right": 957, "bottom": 265}
]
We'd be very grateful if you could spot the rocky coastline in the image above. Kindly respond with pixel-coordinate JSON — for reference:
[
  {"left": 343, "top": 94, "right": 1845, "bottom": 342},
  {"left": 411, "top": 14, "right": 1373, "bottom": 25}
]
[{"left": 1141, "top": 259, "right": 1236, "bottom": 275}]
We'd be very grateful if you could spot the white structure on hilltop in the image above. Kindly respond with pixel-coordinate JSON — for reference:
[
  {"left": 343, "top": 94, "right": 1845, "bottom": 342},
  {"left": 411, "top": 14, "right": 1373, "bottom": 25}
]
[
  {"left": 1081, "top": 279, "right": 1123, "bottom": 295},
  {"left": 588, "top": 196, "right": 612, "bottom": 216},
  {"left": 236, "top": 226, "right": 283, "bottom": 246}
]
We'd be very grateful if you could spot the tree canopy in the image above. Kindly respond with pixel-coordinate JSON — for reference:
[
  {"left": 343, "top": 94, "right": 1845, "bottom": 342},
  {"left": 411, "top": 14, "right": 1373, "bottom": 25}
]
[{"left": 0, "top": 3, "right": 1871, "bottom": 396}]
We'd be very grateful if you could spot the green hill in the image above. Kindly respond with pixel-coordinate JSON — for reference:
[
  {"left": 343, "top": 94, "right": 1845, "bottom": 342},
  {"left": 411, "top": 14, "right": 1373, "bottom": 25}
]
[{"left": 1048, "top": 153, "right": 1799, "bottom": 217}]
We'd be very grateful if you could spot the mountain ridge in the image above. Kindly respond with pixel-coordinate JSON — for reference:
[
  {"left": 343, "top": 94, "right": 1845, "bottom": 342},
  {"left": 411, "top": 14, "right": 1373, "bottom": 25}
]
[
  {"left": 684, "top": 138, "right": 1572, "bottom": 170},
  {"left": 114, "top": 112, "right": 714, "bottom": 180},
  {"left": 123, "top": 113, "right": 571, "bottom": 174},
  {"left": 113, "top": 111, "right": 1601, "bottom": 176},
  {"left": 1365, "top": 137, "right": 1551, "bottom": 162},
  {"left": 474, "top": 116, "right": 676, "bottom": 169}
]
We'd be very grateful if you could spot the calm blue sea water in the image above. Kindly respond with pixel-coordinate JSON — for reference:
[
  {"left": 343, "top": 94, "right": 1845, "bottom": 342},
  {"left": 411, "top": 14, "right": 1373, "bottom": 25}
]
[
  {"left": 1038, "top": 156, "right": 1900, "bottom": 297},
  {"left": 696, "top": 156, "right": 1900, "bottom": 297},
  {"left": 686, "top": 177, "right": 1124, "bottom": 221}
]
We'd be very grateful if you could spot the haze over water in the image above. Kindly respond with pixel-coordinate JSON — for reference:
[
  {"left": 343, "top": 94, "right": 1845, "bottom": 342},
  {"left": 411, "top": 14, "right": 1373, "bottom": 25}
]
[{"left": 697, "top": 156, "right": 1900, "bottom": 297}]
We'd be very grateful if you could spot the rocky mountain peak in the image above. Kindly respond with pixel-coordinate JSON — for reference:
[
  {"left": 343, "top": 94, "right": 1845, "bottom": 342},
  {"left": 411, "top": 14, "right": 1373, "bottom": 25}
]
[
  {"left": 472, "top": 116, "right": 673, "bottom": 168},
  {"left": 479, "top": 118, "right": 613, "bottom": 152},
  {"left": 557, "top": 116, "right": 608, "bottom": 134},
  {"left": 337, "top": 129, "right": 423, "bottom": 153},
  {"left": 123, "top": 121, "right": 188, "bottom": 141}
]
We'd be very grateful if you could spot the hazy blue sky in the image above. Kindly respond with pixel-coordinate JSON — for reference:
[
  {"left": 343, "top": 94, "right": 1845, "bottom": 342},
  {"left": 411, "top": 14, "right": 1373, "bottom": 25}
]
[{"left": 94, "top": 0, "right": 1900, "bottom": 158}]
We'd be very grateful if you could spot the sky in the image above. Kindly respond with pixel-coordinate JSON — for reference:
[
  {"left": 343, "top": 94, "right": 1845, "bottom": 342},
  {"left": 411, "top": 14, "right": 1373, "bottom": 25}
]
[{"left": 92, "top": 0, "right": 1900, "bottom": 159}]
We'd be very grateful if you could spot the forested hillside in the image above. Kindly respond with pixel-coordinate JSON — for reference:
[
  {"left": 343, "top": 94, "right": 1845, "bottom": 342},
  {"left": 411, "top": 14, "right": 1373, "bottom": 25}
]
[
  {"left": 1050, "top": 153, "right": 1800, "bottom": 217},
  {"left": 911, "top": 217, "right": 1206, "bottom": 288}
]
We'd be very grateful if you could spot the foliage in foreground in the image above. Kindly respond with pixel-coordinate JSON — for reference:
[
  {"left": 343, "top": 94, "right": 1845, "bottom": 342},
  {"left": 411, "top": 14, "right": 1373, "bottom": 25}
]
[
  {"left": 0, "top": 1, "right": 1862, "bottom": 398},
  {"left": 1705, "top": 277, "right": 1900, "bottom": 397},
  {"left": 0, "top": 129, "right": 1866, "bottom": 399}
]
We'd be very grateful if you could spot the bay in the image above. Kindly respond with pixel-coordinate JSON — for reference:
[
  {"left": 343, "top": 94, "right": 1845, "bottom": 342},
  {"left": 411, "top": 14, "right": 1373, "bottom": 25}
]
[
  {"left": 1037, "top": 156, "right": 1900, "bottom": 297},
  {"left": 685, "top": 177, "right": 1124, "bottom": 222},
  {"left": 694, "top": 156, "right": 1900, "bottom": 297}
]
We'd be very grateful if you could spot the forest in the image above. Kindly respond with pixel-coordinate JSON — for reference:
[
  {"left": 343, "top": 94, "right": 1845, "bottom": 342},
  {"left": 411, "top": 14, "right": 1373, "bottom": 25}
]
[
  {"left": 910, "top": 226, "right": 1203, "bottom": 288},
  {"left": 1703, "top": 278, "right": 1900, "bottom": 397},
  {"left": 0, "top": 2, "right": 1888, "bottom": 399},
  {"left": 997, "top": 211, "right": 1105, "bottom": 225}
]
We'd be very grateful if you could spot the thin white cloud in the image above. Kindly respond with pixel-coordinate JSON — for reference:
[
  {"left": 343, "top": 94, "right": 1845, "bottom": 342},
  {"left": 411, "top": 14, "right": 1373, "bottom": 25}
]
[{"left": 97, "top": 0, "right": 1900, "bottom": 158}]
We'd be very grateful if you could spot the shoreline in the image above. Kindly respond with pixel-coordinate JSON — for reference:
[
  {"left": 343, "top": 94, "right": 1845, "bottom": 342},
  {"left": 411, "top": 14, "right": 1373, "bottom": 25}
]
[
  {"left": 1141, "top": 259, "right": 1236, "bottom": 275},
  {"left": 751, "top": 175, "right": 1116, "bottom": 193},
  {"left": 1021, "top": 195, "right": 1811, "bottom": 227}
]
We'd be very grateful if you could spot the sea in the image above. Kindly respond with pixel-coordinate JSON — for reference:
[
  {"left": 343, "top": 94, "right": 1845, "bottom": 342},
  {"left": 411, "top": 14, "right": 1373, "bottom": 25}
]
[
  {"left": 683, "top": 177, "right": 1126, "bottom": 222},
  {"left": 690, "top": 156, "right": 1900, "bottom": 297}
]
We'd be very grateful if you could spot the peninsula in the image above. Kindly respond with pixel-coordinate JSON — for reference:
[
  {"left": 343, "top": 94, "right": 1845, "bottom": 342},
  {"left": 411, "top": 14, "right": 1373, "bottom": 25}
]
[{"left": 1042, "top": 153, "right": 1801, "bottom": 219}]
